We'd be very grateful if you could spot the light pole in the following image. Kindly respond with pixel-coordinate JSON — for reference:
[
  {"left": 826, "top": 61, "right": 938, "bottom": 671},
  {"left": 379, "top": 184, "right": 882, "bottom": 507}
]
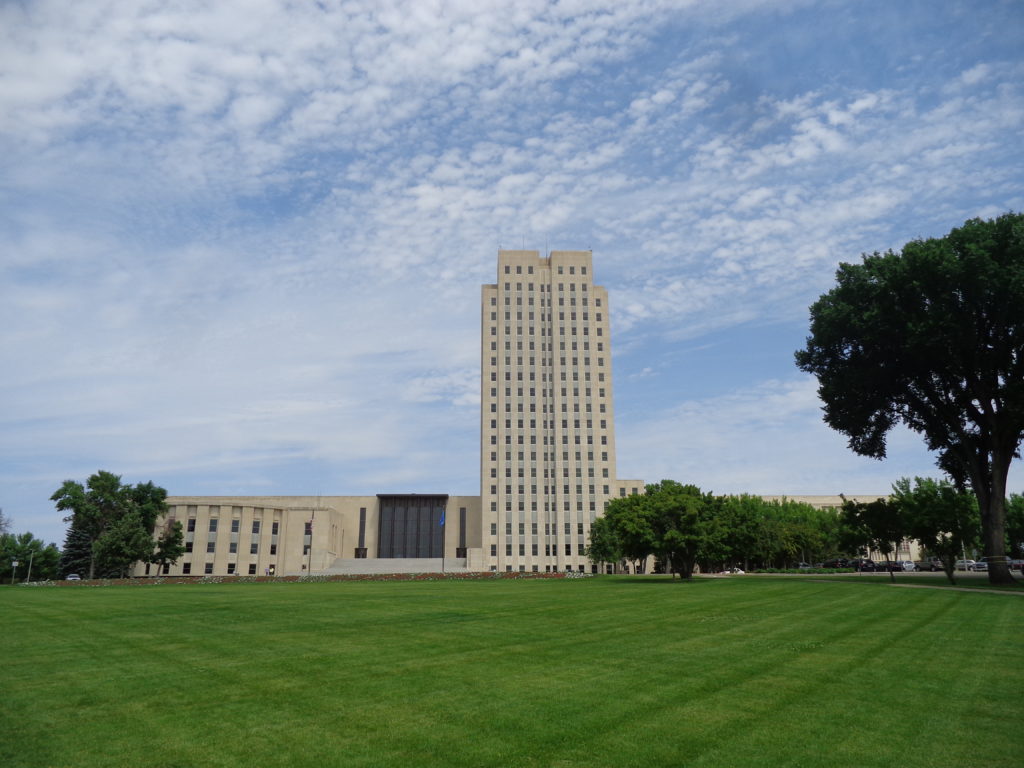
[{"left": 10, "top": 560, "right": 18, "bottom": 586}]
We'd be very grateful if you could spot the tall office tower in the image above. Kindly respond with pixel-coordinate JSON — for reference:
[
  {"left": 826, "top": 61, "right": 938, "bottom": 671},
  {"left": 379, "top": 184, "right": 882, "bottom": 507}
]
[{"left": 481, "top": 250, "right": 641, "bottom": 573}]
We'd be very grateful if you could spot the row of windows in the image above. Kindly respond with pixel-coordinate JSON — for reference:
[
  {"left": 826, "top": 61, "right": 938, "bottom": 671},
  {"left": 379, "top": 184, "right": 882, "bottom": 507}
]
[
  {"left": 185, "top": 541, "right": 279, "bottom": 555},
  {"left": 502, "top": 279, "right": 589, "bottom": 292},
  {"left": 487, "top": 486, "right": 638, "bottom": 498},
  {"left": 492, "top": 467, "right": 605, "bottom": 479},
  {"left": 492, "top": 522, "right": 588, "bottom": 536},
  {"left": 491, "top": 403, "right": 608, "bottom": 416},
  {"left": 488, "top": 369, "right": 605, "bottom": 383},
  {"left": 491, "top": 326, "right": 603, "bottom": 338},
  {"left": 489, "top": 500, "right": 611, "bottom": 512},
  {"left": 490, "top": 295, "right": 600, "bottom": 308},
  {"left": 489, "top": 421, "right": 606, "bottom": 434},
  {"left": 186, "top": 518, "right": 281, "bottom": 535},
  {"left": 491, "top": 543, "right": 579, "bottom": 556},
  {"left": 180, "top": 563, "right": 275, "bottom": 576},
  {"left": 490, "top": 450, "right": 609, "bottom": 462},
  {"left": 489, "top": 483, "right": 606, "bottom": 495},
  {"left": 487, "top": 311, "right": 598, "bottom": 323},
  {"left": 502, "top": 264, "right": 588, "bottom": 276},
  {"left": 490, "top": 386, "right": 606, "bottom": 398}
]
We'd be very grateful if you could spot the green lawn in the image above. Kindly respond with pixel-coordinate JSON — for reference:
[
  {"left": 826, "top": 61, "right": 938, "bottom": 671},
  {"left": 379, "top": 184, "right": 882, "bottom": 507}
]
[{"left": 2, "top": 576, "right": 1021, "bottom": 768}]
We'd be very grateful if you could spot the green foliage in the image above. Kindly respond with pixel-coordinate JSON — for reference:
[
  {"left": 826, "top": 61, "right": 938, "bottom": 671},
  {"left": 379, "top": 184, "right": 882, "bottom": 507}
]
[
  {"left": 152, "top": 520, "right": 185, "bottom": 568},
  {"left": 646, "top": 480, "right": 719, "bottom": 579},
  {"left": 1006, "top": 494, "right": 1024, "bottom": 559},
  {"left": 891, "top": 477, "right": 980, "bottom": 584},
  {"left": 588, "top": 485, "right": 844, "bottom": 575},
  {"left": 0, "top": 532, "right": 61, "bottom": 582},
  {"left": 839, "top": 496, "right": 905, "bottom": 581},
  {"left": 796, "top": 212, "right": 1024, "bottom": 583},
  {"left": 839, "top": 496, "right": 902, "bottom": 556},
  {"left": 58, "top": 521, "right": 97, "bottom": 578},
  {"left": 582, "top": 514, "right": 622, "bottom": 566},
  {"left": 52, "top": 471, "right": 176, "bottom": 579},
  {"left": 593, "top": 493, "right": 655, "bottom": 573}
]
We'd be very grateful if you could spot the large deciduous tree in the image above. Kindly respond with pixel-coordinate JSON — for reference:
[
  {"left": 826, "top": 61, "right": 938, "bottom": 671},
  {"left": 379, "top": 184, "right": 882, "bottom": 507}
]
[
  {"left": 647, "top": 481, "right": 721, "bottom": 579},
  {"left": 587, "top": 481, "right": 721, "bottom": 579},
  {"left": 796, "top": 213, "right": 1024, "bottom": 584},
  {"left": 52, "top": 471, "right": 178, "bottom": 579}
]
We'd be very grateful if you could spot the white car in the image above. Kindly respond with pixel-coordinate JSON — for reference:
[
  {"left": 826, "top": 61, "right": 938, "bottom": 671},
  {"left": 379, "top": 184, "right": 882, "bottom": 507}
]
[
  {"left": 954, "top": 559, "right": 975, "bottom": 571},
  {"left": 899, "top": 561, "right": 916, "bottom": 572},
  {"left": 65, "top": 573, "right": 81, "bottom": 581}
]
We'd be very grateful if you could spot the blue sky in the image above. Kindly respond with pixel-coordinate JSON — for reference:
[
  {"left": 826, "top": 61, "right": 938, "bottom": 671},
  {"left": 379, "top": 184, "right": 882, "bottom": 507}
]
[{"left": 2, "top": 0, "right": 1023, "bottom": 546}]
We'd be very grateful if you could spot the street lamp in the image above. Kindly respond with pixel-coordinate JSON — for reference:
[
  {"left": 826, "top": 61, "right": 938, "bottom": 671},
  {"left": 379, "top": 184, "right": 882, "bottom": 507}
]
[{"left": 10, "top": 560, "right": 18, "bottom": 586}]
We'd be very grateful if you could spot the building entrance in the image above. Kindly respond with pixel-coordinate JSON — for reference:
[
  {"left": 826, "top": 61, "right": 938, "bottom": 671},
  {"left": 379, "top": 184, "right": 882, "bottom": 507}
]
[{"left": 377, "top": 494, "right": 447, "bottom": 558}]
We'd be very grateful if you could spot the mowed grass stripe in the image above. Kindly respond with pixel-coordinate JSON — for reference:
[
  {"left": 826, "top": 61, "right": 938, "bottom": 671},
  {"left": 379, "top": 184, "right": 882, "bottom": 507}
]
[{"left": 2, "top": 577, "right": 1021, "bottom": 768}]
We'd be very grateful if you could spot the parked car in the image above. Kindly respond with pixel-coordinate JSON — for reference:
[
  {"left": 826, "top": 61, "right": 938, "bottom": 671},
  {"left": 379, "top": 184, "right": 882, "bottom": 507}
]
[
  {"left": 875, "top": 560, "right": 902, "bottom": 571},
  {"left": 851, "top": 559, "right": 876, "bottom": 571},
  {"left": 955, "top": 559, "right": 975, "bottom": 571},
  {"left": 913, "top": 559, "right": 941, "bottom": 571},
  {"left": 971, "top": 559, "right": 989, "bottom": 572},
  {"left": 795, "top": 562, "right": 813, "bottom": 570},
  {"left": 1009, "top": 559, "right": 1024, "bottom": 573},
  {"left": 899, "top": 561, "right": 916, "bottom": 572},
  {"left": 65, "top": 573, "right": 81, "bottom": 581}
]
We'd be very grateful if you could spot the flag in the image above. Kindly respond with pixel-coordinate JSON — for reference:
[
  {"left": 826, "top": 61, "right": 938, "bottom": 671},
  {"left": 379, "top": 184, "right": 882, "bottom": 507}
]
[{"left": 439, "top": 507, "right": 445, "bottom": 526}]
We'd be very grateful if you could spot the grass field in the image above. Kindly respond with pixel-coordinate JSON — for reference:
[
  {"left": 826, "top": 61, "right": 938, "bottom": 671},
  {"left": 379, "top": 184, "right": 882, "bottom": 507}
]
[{"left": 2, "top": 576, "right": 1021, "bottom": 768}]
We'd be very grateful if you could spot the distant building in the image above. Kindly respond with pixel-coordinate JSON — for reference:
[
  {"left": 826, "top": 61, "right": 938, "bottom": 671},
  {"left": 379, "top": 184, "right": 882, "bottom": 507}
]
[
  {"left": 137, "top": 252, "right": 897, "bottom": 578},
  {"left": 480, "top": 250, "right": 642, "bottom": 573},
  {"left": 138, "top": 250, "right": 642, "bottom": 578}
]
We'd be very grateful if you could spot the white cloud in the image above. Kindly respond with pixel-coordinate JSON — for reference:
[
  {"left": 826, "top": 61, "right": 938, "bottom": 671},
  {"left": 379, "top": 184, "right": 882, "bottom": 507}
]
[
  {"left": 1, "top": 0, "right": 1022, "bottom": 545},
  {"left": 617, "top": 377, "right": 1024, "bottom": 496}
]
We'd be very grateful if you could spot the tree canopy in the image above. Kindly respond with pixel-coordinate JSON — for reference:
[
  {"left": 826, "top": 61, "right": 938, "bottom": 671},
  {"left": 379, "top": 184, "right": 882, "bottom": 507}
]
[
  {"left": 587, "top": 483, "right": 847, "bottom": 575},
  {"left": 1, "top": 532, "right": 61, "bottom": 582},
  {"left": 796, "top": 212, "right": 1024, "bottom": 584},
  {"left": 890, "top": 477, "right": 979, "bottom": 584},
  {"left": 52, "top": 471, "right": 182, "bottom": 579},
  {"left": 839, "top": 496, "right": 905, "bottom": 582}
]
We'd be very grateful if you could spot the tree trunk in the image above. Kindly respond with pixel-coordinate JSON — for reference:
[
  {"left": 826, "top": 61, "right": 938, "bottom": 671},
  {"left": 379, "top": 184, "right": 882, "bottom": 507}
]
[
  {"left": 941, "top": 555, "right": 957, "bottom": 586},
  {"left": 985, "top": 452, "right": 1016, "bottom": 585}
]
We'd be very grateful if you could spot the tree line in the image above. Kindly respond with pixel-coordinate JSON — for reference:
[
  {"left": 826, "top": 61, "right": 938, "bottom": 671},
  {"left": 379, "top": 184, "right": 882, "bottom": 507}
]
[
  {"left": 586, "top": 480, "right": 846, "bottom": 577},
  {"left": 586, "top": 478, "right": 1024, "bottom": 583},
  {"left": 0, "top": 508, "right": 61, "bottom": 582}
]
